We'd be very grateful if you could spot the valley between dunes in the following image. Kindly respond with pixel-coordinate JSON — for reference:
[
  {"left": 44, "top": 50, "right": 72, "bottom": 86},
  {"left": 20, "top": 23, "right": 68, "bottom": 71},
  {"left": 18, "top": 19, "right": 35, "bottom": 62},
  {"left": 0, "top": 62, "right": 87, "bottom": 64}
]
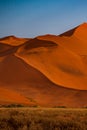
[{"left": 0, "top": 23, "right": 87, "bottom": 107}]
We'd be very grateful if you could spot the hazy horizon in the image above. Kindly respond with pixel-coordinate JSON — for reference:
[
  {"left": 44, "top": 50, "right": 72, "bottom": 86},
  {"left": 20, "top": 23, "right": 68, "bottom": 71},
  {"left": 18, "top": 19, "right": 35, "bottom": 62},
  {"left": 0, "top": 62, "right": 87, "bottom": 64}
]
[{"left": 0, "top": 0, "right": 87, "bottom": 38}]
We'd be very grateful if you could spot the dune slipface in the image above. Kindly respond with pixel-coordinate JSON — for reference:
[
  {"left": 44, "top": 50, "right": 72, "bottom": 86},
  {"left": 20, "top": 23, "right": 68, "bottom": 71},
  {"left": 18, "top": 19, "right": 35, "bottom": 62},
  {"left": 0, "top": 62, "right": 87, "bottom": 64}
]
[{"left": 0, "top": 23, "right": 87, "bottom": 107}]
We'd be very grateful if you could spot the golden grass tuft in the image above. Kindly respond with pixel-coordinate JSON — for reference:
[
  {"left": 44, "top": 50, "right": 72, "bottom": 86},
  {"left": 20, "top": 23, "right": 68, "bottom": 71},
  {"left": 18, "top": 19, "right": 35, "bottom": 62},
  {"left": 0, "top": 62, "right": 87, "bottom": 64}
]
[{"left": 0, "top": 108, "right": 87, "bottom": 130}]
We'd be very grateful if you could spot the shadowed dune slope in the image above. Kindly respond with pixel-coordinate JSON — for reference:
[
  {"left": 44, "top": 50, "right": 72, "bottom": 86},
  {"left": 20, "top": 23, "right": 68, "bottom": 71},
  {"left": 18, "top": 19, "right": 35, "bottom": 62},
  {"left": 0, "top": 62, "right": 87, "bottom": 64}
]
[
  {"left": 0, "top": 54, "right": 54, "bottom": 85},
  {"left": 59, "top": 27, "right": 78, "bottom": 37},
  {"left": 0, "top": 42, "right": 19, "bottom": 57},
  {"left": 23, "top": 38, "right": 57, "bottom": 50},
  {"left": 0, "top": 43, "right": 12, "bottom": 53}
]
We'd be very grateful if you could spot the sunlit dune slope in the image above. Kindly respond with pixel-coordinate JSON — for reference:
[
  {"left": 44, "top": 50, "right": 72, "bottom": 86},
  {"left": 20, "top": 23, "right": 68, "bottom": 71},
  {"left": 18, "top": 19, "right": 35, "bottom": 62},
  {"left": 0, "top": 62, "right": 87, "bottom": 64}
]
[{"left": 74, "top": 23, "right": 87, "bottom": 42}]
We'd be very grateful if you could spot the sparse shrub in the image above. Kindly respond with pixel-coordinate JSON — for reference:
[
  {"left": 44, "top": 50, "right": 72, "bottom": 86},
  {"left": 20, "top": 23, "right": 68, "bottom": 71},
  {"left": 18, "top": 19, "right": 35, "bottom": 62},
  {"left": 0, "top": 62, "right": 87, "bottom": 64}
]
[
  {"left": 53, "top": 106, "right": 66, "bottom": 108},
  {"left": 0, "top": 104, "right": 24, "bottom": 108}
]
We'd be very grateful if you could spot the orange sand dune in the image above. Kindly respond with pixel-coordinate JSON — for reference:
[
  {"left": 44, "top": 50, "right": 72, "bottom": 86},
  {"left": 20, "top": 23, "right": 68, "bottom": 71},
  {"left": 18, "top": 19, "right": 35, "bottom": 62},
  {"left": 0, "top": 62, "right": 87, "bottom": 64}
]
[
  {"left": 0, "top": 23, "right": 87, "bottom": 107},
  {"left": 0, "top": 87, "right": 33, "bottom": 105},
  {"left": 16, "top": 37, "right": 87, "bottom": 90},
  {"left": 0, "top": 42, "right": 18, "bottom": 57},
  {"left": 73, "top": 23, "right": 87, "bottom": 42},
  {"left": 0, "top": 54, "right": 87, "bottom": 107},
  {"left": 0, "top": 35, "right": 29, "bottom": 46},
  {"left": 57, "top": 23, "right": 87, "bottom": 55}
]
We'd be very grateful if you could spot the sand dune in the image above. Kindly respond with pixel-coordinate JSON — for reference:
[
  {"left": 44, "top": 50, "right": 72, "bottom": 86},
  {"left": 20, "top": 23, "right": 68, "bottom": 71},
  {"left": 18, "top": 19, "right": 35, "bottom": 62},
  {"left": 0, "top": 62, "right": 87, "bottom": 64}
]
[
  {"left": 0, "top": 87, "right": 33, "bottom": 105},
  {"left": 0, "top": 35, "right": 29, "bottom": 46},
  {"left": 0, "top": 42, "right": 18, "bottom": 57},
  {"left": 0, "top": 54, "right": 87, "bottom": 107},
  {"left": 0, "top": 23, "right": 87, "bottom": 107},
  {"left": 16, "top": 35, "right": 87, "bottom": 90}
]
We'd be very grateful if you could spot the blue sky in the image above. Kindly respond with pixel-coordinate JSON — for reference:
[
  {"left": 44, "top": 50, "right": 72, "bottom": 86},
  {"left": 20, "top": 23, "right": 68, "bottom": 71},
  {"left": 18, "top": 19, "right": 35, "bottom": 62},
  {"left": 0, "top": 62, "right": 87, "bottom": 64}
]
[{"left": 0, "top": 0, "right": 87, "bottom": 38}]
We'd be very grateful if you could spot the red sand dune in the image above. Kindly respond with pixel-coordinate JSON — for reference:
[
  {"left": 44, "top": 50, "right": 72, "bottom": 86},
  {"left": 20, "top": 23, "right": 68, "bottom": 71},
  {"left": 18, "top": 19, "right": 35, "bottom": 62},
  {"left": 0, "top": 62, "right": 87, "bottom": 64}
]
[
  {"left": 0, "top": 23, "right": 87, "bottom": 107},
  {"left": 0, "top": 87, "right": 34, "bottom": 105},
  {"left": 0, "top": 35, "right": 29, "bottom": 46}
]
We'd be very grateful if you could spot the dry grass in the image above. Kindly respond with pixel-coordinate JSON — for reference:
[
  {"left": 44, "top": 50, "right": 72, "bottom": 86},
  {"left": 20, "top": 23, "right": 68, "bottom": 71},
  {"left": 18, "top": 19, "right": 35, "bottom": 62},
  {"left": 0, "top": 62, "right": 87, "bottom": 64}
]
[{"left": 0, "top": 107, "right": 87, "bottom": 130}]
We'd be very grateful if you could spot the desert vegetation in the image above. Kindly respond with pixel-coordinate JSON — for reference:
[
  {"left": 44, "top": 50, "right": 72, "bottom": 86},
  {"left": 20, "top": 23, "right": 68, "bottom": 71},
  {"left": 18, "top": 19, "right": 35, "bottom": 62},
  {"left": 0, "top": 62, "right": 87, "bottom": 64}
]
[{"left": 0, "top": 107, "right": 87, "bottom": 130}]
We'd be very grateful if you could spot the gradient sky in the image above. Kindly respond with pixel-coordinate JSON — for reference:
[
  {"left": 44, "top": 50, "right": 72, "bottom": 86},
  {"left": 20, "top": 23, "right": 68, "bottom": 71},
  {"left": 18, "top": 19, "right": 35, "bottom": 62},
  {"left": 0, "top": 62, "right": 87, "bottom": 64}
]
[{"left": 0, "top": 0, "right": 87, "bottom": 38}]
